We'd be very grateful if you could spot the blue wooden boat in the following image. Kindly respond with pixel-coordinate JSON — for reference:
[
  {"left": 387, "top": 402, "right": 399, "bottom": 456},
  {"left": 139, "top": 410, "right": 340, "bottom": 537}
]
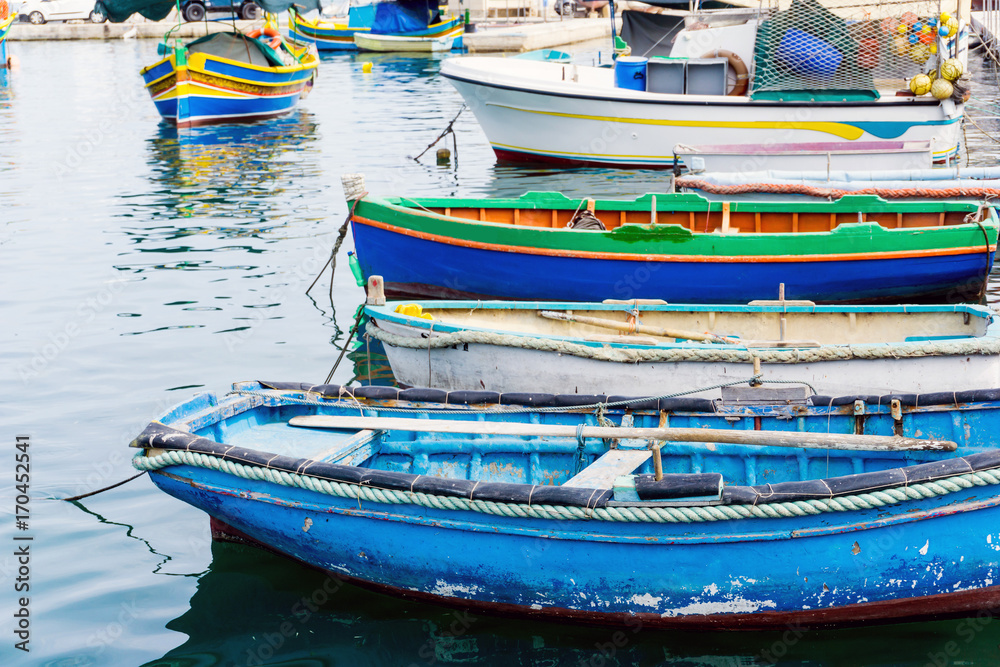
[{"left": 133, "top": 380, "right": 1000, "bottom": 629}]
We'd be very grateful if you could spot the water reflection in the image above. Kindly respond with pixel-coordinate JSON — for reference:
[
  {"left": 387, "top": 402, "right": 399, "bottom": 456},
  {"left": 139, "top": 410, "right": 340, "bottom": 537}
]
[
  {"left": 143, "top": 540, "right": 1000, "bottom": 667},
  {"left": 137, "top": 110, "right": 322, "bottom": 226}
]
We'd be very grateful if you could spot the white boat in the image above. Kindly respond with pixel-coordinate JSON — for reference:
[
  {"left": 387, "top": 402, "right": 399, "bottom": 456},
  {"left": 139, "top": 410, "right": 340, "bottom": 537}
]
[
  {"left": 440, "top": 1, "right": 970, "bottom": 169},
  {"left": 674, "top": 140, "right": 934, "bottom": 174},
  {"left": 354, "top": 31, "right": 457, "bottom": 52},
  {"left": 365, "top": 299, "right": 1000, "bottom": 398}
]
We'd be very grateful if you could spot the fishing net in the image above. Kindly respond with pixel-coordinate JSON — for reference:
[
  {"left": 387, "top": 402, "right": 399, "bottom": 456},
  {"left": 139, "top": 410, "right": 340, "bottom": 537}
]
[{"left": 750, "top": 0, "right": 961, "bottom": 96}]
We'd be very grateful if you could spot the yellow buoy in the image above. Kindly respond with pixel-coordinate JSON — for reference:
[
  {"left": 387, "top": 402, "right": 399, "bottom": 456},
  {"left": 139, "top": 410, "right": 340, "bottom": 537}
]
[
  {"left": 909, "top": 73, "right": 932, "bottom": 95},
  {"left": 939, "top": 11, "right": 951, "bottom": 23},
  {"left": 362, "top": 62, "right": 373, "bottom": 73},
  {"left": 940, "top": 57, "right": 963, "bottom": 81},
  {"left": 930, "top": 43, "right": 938, "bottom": 54},
  {"left": 909, "top": 44, "right": 930, "bottom": 64},
  {"left": 393, "top": 303, "right": 434, "bottom": 320},
  {"left": 944, "top": 17, "right": 959, "bottom": 37},
  {"left": 931, "top": 78, "right": 954, "bottom": 100},
  {"left": 927, "top": 68, "right": 937, "bottom": 82}
]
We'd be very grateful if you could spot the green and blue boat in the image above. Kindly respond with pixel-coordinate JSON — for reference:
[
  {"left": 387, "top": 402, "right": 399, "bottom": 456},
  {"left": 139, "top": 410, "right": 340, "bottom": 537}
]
[{"left": 348, "top": 191, "right": 998, "bottom": 303}]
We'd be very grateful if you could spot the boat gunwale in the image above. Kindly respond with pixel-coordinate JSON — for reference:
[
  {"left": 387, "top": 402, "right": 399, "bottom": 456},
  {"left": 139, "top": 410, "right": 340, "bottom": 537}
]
[{"left": 366, "top": 301, "right": 994, "bottom": 352}]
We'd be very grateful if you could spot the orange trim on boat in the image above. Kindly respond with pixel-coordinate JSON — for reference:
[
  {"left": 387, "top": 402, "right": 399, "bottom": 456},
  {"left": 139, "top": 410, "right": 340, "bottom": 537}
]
[{"left": 352, "top": 215, "right": 996, "bottom": 263}]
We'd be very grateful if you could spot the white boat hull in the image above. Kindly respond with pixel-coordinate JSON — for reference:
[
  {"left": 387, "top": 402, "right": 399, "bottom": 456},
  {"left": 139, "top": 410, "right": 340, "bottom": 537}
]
[
  {"left": 373, "top": 319, "right": 1000, "bottom": 398},
  {"left": 441, "top": 58, "right": 964, "bottom": 169},
  {"left": 355, "top": 32, "right": 458, "bottom": 52}
]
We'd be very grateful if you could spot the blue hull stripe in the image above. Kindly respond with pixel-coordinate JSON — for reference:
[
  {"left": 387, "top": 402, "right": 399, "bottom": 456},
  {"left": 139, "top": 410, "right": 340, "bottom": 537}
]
[{"left": 352, "top": 221, "right": 993, "bottom": 303}]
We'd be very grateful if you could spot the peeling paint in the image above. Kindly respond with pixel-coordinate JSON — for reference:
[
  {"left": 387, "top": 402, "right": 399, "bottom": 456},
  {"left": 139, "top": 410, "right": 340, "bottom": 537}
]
[
  {"left": 302, "top": 517, "right": 313, "bottom": 532},
  {"left": 429, "top": 579, "right": 480, "bottom": 598},
  {"left": 630, "top": 593, "right": 663, "bottom": 608},
  {"left": 662, "top": 597, "right": 778, "bottom": 617},
  {"left": 919, "top": 540, "right": 929, "bottom": 555}
]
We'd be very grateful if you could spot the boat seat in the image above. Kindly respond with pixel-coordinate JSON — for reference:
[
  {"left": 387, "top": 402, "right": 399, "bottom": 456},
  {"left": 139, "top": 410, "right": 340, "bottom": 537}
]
[
  {"left": 307, "top": 429, "right": 381, "bottom": 466},
  {"left": 563, "top": 449, "right": 652, "bottom": 489}
]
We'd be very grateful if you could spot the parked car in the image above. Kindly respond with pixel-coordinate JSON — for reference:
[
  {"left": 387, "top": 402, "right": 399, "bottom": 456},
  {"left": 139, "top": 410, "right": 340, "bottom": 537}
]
[
  {"left": 553, "top": 0, "right": 590, "bottom": 18},
  {"left": 180, "top": 0, "right": 260, "bottom": 21},
  {"left": 18, "top": 0, "right": 106, "bottom": 23}
]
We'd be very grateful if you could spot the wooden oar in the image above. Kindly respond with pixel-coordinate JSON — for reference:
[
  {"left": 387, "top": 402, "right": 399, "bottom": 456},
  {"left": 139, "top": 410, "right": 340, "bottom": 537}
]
[
  {"left": 539, "top": 310, "right": 724, "bottom": 343},
  {"left": 538, "top": 311, "right": 822, "bottom": 348},
  {"left": 289, "top": 416, "right": 956, "bottom": 452}
]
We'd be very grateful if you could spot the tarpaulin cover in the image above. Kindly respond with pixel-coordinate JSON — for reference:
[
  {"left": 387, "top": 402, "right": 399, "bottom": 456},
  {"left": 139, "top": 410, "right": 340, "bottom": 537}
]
[
  {"left": 96, "top": 0, "right": 324, "bottom": 23},
  {"left": 620, "top": 10, "right": 684, "bottom": 58},
  {"left": 186, "top": 32, "right": 280, "bottom": 67},
  {"left": 370, "top": 0, "right": 436, "bottom": 34}
]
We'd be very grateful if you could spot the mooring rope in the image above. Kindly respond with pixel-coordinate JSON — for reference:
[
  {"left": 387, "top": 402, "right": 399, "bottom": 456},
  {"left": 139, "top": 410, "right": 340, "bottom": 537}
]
[
  {"left": 227, "top": 371, "right": 775, "bottom": 415},
  {"left": 132, "top": 450, "right": 1000, "bottom": 524},
  {"left": 365, "top": 320, "right": 1000, "bottom": 364}
]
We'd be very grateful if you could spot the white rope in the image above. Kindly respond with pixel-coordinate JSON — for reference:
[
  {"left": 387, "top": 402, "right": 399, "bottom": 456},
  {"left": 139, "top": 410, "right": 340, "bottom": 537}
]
[
  {"left": 367, "top": 321, "right": 1000, "bottom": 365},
  {"left": 133, "top": 450, "right": 1000, "bottom": 524}
]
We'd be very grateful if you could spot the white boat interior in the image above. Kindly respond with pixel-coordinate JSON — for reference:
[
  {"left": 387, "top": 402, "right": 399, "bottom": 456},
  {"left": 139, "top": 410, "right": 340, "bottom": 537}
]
[{"left": 383, "top": 303, "right": 993, "bottom": 347}]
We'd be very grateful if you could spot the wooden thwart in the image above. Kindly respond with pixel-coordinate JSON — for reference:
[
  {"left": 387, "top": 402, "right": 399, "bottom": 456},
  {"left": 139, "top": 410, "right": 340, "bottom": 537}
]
[
  {"left": 288, "top": 416, "right": 957, "bottom": 452},
  {"left": 564, "top": 450, "right": 652, "bottom": 488}
]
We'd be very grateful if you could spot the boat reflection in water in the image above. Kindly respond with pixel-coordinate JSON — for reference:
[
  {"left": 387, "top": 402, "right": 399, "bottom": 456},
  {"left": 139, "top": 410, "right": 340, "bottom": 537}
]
[
  {"left": 142, "top": 110, "right": 320, "bottom": 226},
  {"left": 143, "top": 540, "right": 1000, "bottom": 667}
]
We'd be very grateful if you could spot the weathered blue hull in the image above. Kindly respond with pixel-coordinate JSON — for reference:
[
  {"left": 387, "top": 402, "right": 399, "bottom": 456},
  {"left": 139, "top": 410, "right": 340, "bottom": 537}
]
[
  {"left": 135, "top": 382, "right": 1000, "bottom": 628},
  {"left": 155, "top": 469, "right": 1000, "bottom": 628}
]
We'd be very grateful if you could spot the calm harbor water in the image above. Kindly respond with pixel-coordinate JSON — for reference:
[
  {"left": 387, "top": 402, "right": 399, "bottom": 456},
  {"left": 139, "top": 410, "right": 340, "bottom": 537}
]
[{"left": 4, "top": 37, "right": 1000, "bottom": 667}]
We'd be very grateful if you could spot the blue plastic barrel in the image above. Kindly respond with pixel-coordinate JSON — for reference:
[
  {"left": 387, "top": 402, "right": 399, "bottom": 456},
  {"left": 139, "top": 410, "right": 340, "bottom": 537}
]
[{"left": 614, "top": 56, "right": 648, "bottom": 91}]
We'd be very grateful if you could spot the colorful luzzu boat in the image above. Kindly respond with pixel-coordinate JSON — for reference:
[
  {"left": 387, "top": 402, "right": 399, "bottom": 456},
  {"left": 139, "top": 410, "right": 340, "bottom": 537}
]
[
  {"left": 441, "top": 1, "right": 970, "bottom": 168},
  {"left": 0, "top": 14, "right": 14, "bottom": 68},
  {"left": 345, "top": 188, "right": 998, "bottom": 304},
  {"left": 139, "top": 31, "right": 318, "bottom": 128},
  {"left": 132, "top": 380, "right": 1000, "bottom": 629},
  {"left": 289, "top": 0, "right": 462, "bottom": 52},
  {"left": 98, "top": 0, "right": 321, "bottom": 128}
]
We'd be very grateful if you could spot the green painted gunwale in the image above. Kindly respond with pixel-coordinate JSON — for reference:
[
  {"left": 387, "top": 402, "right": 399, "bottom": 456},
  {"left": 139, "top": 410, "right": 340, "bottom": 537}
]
[{"left": 354, "top": 193, "right": 999, "bottom": 258}]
